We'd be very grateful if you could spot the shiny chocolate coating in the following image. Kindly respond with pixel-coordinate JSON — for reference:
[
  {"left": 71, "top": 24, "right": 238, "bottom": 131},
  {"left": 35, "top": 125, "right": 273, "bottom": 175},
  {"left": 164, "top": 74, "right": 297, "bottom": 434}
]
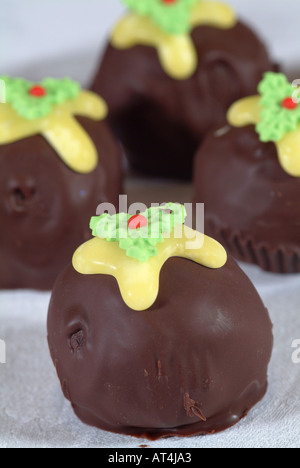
[
  {"left": 91, "top": 22, "right": 275, "bottom": 179},
  {"left": 47, "top": 256, "right": 273, "bottom": 439},
  {"left": 193, "top": 125, "right": 300, "bottom": 273},
  {"left": 0, "top": 117, "right": 122, "bottom": 290}
]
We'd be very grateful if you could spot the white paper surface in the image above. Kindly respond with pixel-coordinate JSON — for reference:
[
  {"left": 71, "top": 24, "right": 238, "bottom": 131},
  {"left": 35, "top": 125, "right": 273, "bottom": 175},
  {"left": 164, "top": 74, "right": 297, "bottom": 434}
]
[
  {"left": 1, "top": 263, "right": 300, "bottom": 448},
  {"left": 1, "top": 0, "right": 300, "bottom": 449}
]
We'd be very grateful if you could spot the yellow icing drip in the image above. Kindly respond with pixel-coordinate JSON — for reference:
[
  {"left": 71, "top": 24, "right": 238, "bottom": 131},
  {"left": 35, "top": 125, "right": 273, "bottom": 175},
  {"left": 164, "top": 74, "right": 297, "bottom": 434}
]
[
  {"left": 0, "top": 90, "right": 108, "bottom": 173},
  {"left": 277, "top": 129, "right": 300, "bottom": 177},
  {"left": 111, "top": 14, "right": 197, "bottom": 80},
  {"left": 228, "top": 95, "right": 300, "bottom": 177},
  {"left": 191, "top": 1, "right": 236, "bottom": 29},
  {"left": 227, "top": 96, "right": 262, "bottom": 128},
  {"left": 72, "top": 225, "right": 227, "bottom": 311},
  {"left": 111, "top": 2, "right": 237, "bottom": 80}
]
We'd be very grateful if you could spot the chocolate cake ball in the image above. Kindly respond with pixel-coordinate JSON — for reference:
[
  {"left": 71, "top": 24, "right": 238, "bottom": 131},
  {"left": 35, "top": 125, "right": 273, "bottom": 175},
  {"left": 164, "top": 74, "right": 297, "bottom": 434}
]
[
  {"left": 194, "top": 72, "right": 300, "bottom": 274},
  {"left": 47, "top": 205, "right": 273, "bottom": 439},
  {"left": 91, "top": 0, "right": 276, "bottom": 179},
  {"left": 0, "top": 77, "right": 122, "bottom": 290}
]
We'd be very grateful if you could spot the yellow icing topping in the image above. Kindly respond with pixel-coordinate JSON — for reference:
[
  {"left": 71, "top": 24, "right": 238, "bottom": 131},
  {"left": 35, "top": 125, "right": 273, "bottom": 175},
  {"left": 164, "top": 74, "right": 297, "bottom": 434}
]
[
  {"left": 276, "top": 130, "right": 300, "bottom": 176},
  {"left": 111, "top": 2, "right": 237, "bottom": 80},
  {"left": 0, "top": 91, "right": 108, "bottom": 173},
  {"left": 227, "top": 96, "right": 262, "bottom": 128},
  {"left": 191, "top": 1, "right": 237, "bottom": 28},
  {"left": 228, "top": 96, "right": 300, "bottom": 177},
  {"left": 73, "top": 225, "right": 227, "bottom": 311}
]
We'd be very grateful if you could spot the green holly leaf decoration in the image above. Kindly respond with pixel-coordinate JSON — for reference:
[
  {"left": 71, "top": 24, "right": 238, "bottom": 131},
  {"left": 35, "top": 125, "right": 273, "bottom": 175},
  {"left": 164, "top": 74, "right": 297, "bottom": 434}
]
[
  {"left": 90, "top": 203, "right": 187, "bottom": 262},
  {"left": 256, "top": 72, "right": 300, "bottom": 142},
  {"left": 0, "top": 76, "right": 80, "bottom": 120},
  {"left": 121, "top": 0, "right": 200, "bottom": 35}
]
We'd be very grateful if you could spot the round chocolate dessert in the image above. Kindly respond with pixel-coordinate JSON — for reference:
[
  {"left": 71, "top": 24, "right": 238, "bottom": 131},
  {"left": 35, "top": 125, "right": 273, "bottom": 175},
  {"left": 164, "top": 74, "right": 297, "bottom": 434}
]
[
  {"left": 91, "top": 0, "right": 276, "bottom": 179},
  {"left": 194, "top": 72, "right": 300, "bottom": 274},
  {"left": 0, "top": 77, "right": 122, "bottom": 290},
  {"left": 47, "top": 204, "right": 273, "bottom": 439}
]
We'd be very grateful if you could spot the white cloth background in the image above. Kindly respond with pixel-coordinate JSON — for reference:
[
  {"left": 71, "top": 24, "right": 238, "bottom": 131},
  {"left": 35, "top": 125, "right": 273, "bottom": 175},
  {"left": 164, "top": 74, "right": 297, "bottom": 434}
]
[
  {"left": 1, "top": 0, "right": 300, "bottom": 449},
  {"left": 1, "top": 264, "right": 300, "bottom": 448},
  {"left": 2, "top": 0, "right": 300, "bottom": 84}
]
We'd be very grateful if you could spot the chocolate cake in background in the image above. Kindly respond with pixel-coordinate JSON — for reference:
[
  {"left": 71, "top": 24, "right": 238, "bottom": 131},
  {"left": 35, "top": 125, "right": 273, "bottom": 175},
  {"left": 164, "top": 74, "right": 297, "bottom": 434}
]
[
  {"left": 48, "top": 204, "right": 273, "bottom": 439},
  {"left": 194, "top": 72, "right": 300, "bottom": 273},
  {"left": 0, "top": 76, "right": 122, "bottom": 290},
  {"left": 91, "top": 0, "right": 277, "bottom": 179}
]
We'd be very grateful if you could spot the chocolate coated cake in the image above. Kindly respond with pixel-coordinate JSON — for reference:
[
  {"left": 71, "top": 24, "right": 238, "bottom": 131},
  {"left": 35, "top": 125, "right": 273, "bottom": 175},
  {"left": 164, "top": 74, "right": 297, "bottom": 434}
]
[
  {"left": 48, "top": 204, "right": 273, "bottom": 439},
  {"left": 194, "top": 72, "right": 300, "bottom": 273},
  {"left": 0, "top": 76, "right": 122, "bottom": 290},
  {"left": 91, "top": 0, "right": 276, "bottom": 179}
]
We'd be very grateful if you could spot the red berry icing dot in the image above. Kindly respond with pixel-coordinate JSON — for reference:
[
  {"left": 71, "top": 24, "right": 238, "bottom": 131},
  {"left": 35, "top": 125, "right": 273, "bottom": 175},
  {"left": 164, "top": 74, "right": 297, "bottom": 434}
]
[
  {"left": 281, "top": 97, "right": 298, "bottom": 110},
  {"left": 162, "top": 0, "right": 177, "bottom": 3},
  {"left": 29, "top": 85, "right": 47, "bottom": 98},
  {"left": 128, "top": 214, "right": 148, "bottom": 230}
]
